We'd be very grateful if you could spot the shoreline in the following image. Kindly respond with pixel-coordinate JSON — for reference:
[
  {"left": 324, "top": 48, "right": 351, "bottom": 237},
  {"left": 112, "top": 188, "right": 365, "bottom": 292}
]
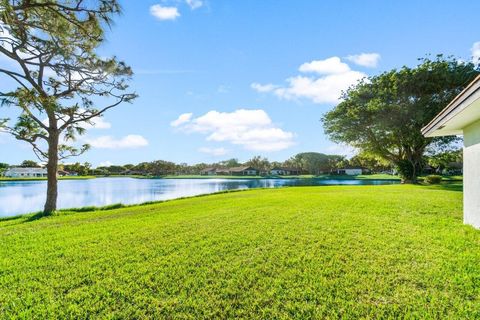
[
  {"left": 0, "top": 181, "right": 463, "bottom": 221},
  {"left": 0, "top": 174, "right": 463, "bottom": 182}
]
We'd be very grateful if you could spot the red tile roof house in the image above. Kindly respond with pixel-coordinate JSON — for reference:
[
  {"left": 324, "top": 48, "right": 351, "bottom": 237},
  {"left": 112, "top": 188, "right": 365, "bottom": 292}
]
[{"left": 422, "top": 75, "right": 480, "bottom": 229}]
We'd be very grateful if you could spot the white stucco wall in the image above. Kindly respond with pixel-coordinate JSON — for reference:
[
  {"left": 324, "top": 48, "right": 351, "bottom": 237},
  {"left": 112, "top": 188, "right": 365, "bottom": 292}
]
[
  {"left": 463, "top": 119, "right": 480, "bottom": 228},
  {"left": 4, "top": 168, "right": 47, "bottom": 177},
  {"left": 345, "top": 169, "right": 362, "bottom": 175}
]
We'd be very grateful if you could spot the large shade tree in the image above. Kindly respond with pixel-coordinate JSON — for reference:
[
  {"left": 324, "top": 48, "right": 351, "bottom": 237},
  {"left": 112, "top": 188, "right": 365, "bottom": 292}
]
[
  {"left": 285, "top": 152, "right": 344, "bottom": 175},
  {"left": 322, "top": 56, "right": 479, "bottom": 183},
  {"left": 0, "top": 0, "right": 136, "bottom": 213}
]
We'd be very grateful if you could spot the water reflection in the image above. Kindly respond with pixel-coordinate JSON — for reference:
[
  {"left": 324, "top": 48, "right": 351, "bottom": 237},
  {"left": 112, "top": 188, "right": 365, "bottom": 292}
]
[{"left": 0, "top": 177, "right": 399, "bottom": 217}]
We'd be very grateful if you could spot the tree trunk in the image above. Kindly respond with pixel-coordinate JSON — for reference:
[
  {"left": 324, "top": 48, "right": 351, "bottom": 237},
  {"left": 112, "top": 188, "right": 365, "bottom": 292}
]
[
  {"left": 396, "top": 158, "right": 420, "bottom": 184},
  {"left": 43, "top": 132, "right": 59, "bottom": 214}
]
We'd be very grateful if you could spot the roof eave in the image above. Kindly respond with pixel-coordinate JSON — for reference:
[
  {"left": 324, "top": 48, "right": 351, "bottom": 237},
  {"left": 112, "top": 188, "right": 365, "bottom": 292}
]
[{"left": 421, "top": 75, "right": 480, "bottom": 137}]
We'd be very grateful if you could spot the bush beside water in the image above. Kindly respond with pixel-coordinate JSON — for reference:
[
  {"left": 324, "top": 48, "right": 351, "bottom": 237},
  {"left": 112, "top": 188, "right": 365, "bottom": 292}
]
[{"left": 424, "top": 175, "right": 442, "bottom": 184}]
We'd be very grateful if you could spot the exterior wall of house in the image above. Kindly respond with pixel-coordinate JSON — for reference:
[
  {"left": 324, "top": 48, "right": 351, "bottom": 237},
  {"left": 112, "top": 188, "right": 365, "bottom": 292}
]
[
  {"left": 4, "top": 168, "right": 48, "bottom": 178},
  {"left": 344, "top": 168, "right": 362, "bottom": 175},
  {"left": 463, "top": 119, "right": 480, "bottom": 228},
  {"left": 270, "top": 169, "right": 284, "bottom": 175}
]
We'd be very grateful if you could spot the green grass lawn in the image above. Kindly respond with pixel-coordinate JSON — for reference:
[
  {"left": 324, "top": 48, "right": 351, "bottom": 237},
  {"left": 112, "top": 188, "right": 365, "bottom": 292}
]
[
  {"left": 163, "top": 173, "right": 401, "bottom": 180},
  {"left": 1, "top": 184, "right": 478, "bottom": 318},
  {"left": 163, "top": 174, "right": 463, "bottom": 181}
]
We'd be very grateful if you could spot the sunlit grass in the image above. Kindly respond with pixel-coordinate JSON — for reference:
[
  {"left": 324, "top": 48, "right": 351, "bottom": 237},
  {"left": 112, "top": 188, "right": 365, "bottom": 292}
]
[
  {"left": 0, "top": 184, "right": 478, "bottom": 318},
  {"left": 162, "top": 173, "right": 401, "bottom": 180}
]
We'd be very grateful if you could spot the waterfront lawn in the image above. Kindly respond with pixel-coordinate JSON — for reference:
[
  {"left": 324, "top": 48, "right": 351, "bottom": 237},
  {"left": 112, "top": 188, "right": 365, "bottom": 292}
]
[
  {"left": 163, "top": 173, "right": 401, "bottom": 180},
  {"left": 163, "top": 174, "right": 462, "bottom": 181},
  {"left": 0, "top": 184, "right": 478, "bottom": 318}
]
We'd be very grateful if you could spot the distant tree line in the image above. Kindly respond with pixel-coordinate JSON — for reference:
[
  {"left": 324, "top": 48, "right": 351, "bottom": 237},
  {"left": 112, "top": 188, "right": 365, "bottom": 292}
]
[{"left": 2, "top": 148, "right": 462, "bottom": 177}]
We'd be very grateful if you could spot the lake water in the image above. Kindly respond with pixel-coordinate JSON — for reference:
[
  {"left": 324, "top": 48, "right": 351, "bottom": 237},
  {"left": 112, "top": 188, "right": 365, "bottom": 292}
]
[{"left": 0, "top": 177, "right": 399, "bottom": 217}]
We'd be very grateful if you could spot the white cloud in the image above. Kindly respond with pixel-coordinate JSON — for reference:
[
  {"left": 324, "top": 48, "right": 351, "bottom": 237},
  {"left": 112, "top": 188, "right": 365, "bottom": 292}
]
[
  {"left": 173, "top": 109, "right": 295, "bottom": 152},
  {"left": 273, "top": 71, "right": 365, "bottom": 104},
  {"left": 85, "top": 117, "right": 111, "bottom": 129},
  {"left": 299, "top": 57, "right": 351, "bottom": 74},
  {"left": 251, "top": 83, "right": 279, "bottom": 93},
  {"left": 346, "top": 53, "right": 381, "bottom": 68},
  {"left": 171, "top": 113, "right": 193, "bottom": 127},
  {"left": 472, "top": 42, "right": 480, "bottom": 63},
  {"left": 0, "top": 132, "right": 10, "bottom": 144},
  {"left": 42, "top": 113, "right": 111, "bottom": 130},
  {"left": 87, "top": 135, "right": 149, "bottom": 149},
  {"left": 186, "top": 0, "right": 203, "bottom": 10},
  {"left": 0, "top": 24, "right": 37, "bottom": 62},
  {"left": 198, "top": 147, "right": 229, "bottom": 156},
  {"left": 99, "top": 161, "right": 113, "bottom": 167},
  {"left": 253, "top": 56, "right": 367, "bottom": 104},
  {"left": 327, "top": 144, "right": 356, "bottom": 157},
  {"left": 150, "top": 4, "right": 180, "bottom": 20}
]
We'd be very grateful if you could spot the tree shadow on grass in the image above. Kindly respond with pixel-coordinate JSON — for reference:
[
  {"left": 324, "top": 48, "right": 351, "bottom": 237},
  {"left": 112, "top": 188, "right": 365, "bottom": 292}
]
[
  {"left": 24, "top": 211, "right": 49, "bottom": 222},
  {"left": 0, "top": 211, "right": 46, "bottom": 227},
  {"left": 424, "top": 183, "right": 463, "bottom": 192}
]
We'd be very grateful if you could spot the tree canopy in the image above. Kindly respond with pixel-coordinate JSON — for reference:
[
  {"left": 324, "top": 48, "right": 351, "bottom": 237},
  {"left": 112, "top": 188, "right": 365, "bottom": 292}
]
[
  {"left": 19, "top": 159, "right": 39, "bottom": 167},
  {"left": 322, "top": 55, "right": 479, "bottom": 182},
  {"left": 0, "top": 0, "right": 136, "bottom": 213},
  {"left": 285, "top": 152, "right": 344, "bottom": 175}
]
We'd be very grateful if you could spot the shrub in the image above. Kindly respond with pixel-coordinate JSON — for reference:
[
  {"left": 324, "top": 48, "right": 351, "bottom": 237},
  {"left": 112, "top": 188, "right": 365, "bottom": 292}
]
[{"left": 424, "top": 175, "right": 442, "bottom": 184}]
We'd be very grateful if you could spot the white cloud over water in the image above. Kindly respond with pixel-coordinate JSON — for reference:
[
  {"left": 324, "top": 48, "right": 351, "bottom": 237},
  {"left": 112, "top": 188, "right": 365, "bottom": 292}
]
[
  {"left": 346, "top": 53, "right": 381, "bottom": 68},
  {"left": 198, "top": 147, "right": 229, "bottom": 156},
  {"left": 172, "top": 109, "right": 295, "bottom": 152},
  {"left": 171, "top": 113, "right": 193, "bottom": 127},
  {"left": 87, "top": 135, "right": 149, "bottom": 149}
]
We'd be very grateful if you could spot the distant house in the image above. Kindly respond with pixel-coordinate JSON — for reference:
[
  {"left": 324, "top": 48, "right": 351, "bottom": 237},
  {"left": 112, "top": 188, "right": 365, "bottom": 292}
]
[
  {"left": 422, "top": 75, "right": 480, "bottom": 228},
  {"left": 446, "top": 162, "right": 463, "bottom": 175},
  {"left": 336, "top": 167, "right": 363, "bottom": 175},
  {"left": 3, "top": 167, "right": 47, "bottom": 178},
  {"left": 228, "top": 166, "right": 258, "bottom": 176},
  {"left": 270, "top": 167, "right": 301, "bottom": 175},
  {"left": 58, "top": 170, "right": 78, "bottom": 177},
  {"left": 57, "top": 170, "right": 68, "bottom": 177},
  {"left": 215, "top": 168, "right": 230, "bottom": 175},
  {"left": 122, "top": 169, "right": 146, "bottom": 176},
  {"left": 200, "top": 167, "right": 217, "bottom": 176}
]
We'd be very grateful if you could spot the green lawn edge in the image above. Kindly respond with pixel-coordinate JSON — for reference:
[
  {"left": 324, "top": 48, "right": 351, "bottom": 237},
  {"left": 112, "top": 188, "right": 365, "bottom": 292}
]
[
  {"left": 1, "top": 174, "right": 463, "bottom": 182},
  {"left": 0, "top": 184, "right": 477, "bottom": 319}
]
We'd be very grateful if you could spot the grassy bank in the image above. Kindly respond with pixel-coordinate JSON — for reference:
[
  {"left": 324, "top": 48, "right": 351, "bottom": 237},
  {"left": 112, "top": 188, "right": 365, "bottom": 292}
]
[
  {"left": 1, "top": 184, "right": 478, "bottom": 318},
  {"left": 163, "top": 174, "right": 463, "bottom": 181},
  {"left": 0, "top": 174, "right": 462, "bottom": 182},
  {"left": 162, "top": 173, "right": 401, "bottom": 180}
]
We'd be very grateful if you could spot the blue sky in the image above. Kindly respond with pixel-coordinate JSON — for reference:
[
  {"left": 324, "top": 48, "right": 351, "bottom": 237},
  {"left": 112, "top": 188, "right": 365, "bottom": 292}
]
[{"left": 1, "top": 0, "right": 480, "bottom": 166}]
